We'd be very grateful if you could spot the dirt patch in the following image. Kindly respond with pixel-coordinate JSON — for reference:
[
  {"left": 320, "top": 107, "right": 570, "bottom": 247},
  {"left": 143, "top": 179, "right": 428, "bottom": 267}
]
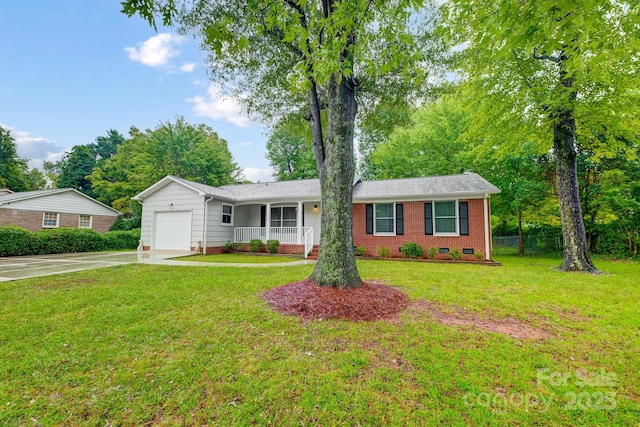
[
  {"left": 262, "top": 279, "right": 408, "bottom": 322},
  {"left": 408, "top": 301, "right": 552, "bottom": 340}
]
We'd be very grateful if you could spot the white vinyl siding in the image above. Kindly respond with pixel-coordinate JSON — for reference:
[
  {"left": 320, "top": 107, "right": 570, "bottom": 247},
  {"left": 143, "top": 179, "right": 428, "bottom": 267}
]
[
  {"left": 78, "top": 214, "right": 92, "bottom": 228},
  {"left": 139, "top": 181, "right": 205, "bottom": 250},
  {"left": 434, "top": 200, "right": 458, "bottom": 235},
  {"left": 374, "top": 203, "right": 395, "bottom": 235},
  {"left": 42, "top": 212, "right": 59, "bottom": 228},
  {"left": 9, "top": 191, "right": 118, "bottom": 216}
]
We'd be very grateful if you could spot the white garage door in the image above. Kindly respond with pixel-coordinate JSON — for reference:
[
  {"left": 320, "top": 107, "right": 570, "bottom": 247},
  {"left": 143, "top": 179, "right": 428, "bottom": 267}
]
[{"left": 154, "top": 211, "right": 192, "bottom": 250}]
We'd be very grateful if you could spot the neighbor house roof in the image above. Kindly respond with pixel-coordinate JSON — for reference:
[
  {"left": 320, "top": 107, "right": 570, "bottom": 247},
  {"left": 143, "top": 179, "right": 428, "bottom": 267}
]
[
  {"left": 134, "top": 173, "right": 499, "bottom": 204},
  {"left": 0, "top": 188, "right": 121, "bottom": 214}
]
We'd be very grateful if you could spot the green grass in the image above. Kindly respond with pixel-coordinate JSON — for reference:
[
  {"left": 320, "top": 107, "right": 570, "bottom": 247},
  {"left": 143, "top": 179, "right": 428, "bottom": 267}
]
[
  {"left": 175, "top": 253, "right": 304, "bottom": 263},
  {"left": 0, "top": 255, "right": 638, "bottom": 425}
]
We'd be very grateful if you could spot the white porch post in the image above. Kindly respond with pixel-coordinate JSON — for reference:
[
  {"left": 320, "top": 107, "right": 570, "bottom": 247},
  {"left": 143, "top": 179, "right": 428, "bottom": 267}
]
[
  {"left": 297, "top": 201, "right": 303, "bottom": 244},
  {"left": 265, "top": 203, "right": 271, "bottom": 241}
]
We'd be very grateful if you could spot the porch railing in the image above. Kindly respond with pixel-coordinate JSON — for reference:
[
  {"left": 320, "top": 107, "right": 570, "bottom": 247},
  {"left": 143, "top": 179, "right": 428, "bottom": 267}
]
[
  {"left": 234, "top": 227, "right": 313, "bottom": 246},
  {"left": 304, "top": 227, "right": 314, "bottom": 259}
]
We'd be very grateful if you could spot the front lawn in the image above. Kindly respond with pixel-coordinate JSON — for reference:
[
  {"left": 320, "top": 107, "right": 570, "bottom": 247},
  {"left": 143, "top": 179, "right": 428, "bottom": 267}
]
[
  {"left": 175, "top": 253, "right": 304, "bottom": 264},
  {"left": 0, "top": 256, "right": 638, "bottom": 425}
]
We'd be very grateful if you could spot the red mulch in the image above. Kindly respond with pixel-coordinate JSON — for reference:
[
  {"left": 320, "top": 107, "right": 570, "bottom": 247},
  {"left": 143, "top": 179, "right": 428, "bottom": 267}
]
[{"left": 262, "top": 279, "right": 408, "bottom": 322}]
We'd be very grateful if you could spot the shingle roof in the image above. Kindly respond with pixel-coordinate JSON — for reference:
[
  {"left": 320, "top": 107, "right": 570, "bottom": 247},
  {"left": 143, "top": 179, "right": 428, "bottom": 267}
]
[
  {"left": 221, "top": 179, "right": 321, "bottom": 202},
  {"left": 352, "top": 173, "right": 500, "bottom": 200},
  {"left": 138, "top": 173, "right": 499, "bottom": 203}
]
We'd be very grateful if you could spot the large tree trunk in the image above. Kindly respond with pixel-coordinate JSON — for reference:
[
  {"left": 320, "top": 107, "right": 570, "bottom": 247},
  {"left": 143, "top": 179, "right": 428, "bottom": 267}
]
[
  {"left": 554, "top": 110, "right": 600, "bottom": 273},
  {"left": 309, "top": 73, "right": 362, "bottom": 288},
  {"left": 517, "top": 208, "right": 524, "bottom": 256}
]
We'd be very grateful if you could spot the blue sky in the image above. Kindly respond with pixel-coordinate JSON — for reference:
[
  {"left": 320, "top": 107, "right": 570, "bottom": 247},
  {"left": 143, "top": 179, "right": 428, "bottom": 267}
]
[{"left": 0, "top": 0, "right": 273, "bottom": 182}]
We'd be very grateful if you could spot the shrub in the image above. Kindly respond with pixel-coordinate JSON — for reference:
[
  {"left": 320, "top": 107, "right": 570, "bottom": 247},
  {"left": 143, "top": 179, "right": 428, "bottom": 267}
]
[
  {"left": 400, "top": 242, "right": 423, "bottom": 259},
  {"left": 224, "top": 241, "right": 234, "bottom": 253},
  {"left": 475, "top": 251, "right": 485, "bottom": 261},
  {"left": 427, "top": 246, "right": 438, "bottom": 259},
  {"left": 266, "top": 239, "right": 280, "bottom": 254},
  {"left": 34, "top": 228, "right": 106, "bottom": 254},
  {"left": 109, "top": 215, "right": 141, "bottom": 231},
  {"left": 249, "top": 239, "right": 264, "bottom": 252},
  {"left": 354, "top": 245, "right": 366, "bottom": 256},
  {"left": 450, "top": 247, "right": 463, "bottom": 261},
  {"left": 0, "top": 226, "right": 36, "bottom": 256},
  {"left": 376, "top": 246, "right": 390, "bottom": 258},
  {"left": 103, "top": 229, "right": 141, "bottom": 250},
  {"left": 233, "top": 242, "right": 245, "bottom": 252}
]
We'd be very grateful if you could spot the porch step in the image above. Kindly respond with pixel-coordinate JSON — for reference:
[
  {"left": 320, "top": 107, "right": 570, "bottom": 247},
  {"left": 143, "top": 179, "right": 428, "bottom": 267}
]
[{"left": 307, "top": 245, "right": 320, "bottom": 260}]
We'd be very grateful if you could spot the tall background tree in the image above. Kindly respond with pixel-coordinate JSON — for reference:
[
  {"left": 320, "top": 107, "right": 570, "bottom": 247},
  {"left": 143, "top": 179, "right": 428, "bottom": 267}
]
[
  {"left": 0, "top": 126, "right": 46, "bottom": 192},
  {"left": 90, "top": 117, "right": 240, "bottom": 213},
  {"left": 265, "top": 115, "right": 318, "bottom": 181},
  {"left": 442, "top": 0, "right": 640, "bottom": 272},
  {"left": 123, "top": 0, "right": 438, "bottom": 288}
]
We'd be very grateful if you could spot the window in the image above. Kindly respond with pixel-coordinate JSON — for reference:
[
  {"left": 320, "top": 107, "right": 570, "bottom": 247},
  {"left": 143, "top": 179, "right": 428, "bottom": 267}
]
[
  {"left": 222, "top": 204, "right": 233, "bottom": 225},
  {"left": 43, "top": 212, "right": 59, "bottom": 228},
  {"left": 271, "top": 206, "right": 297, "bottom": 228},
  {"left": 434, "top": 201, "right": 457, "bottom": 234},
  {"left": 366, "top": 203, "right": 404, "bottom": 236},
  {"left": 78, "top": 214, "right": 92, "bottom": 229},
  {"left": 375, "top": 203, "right": 395, "bottom": 234},
  {"left": 425, "top": 201, "right": 468, "bottom": 236}
]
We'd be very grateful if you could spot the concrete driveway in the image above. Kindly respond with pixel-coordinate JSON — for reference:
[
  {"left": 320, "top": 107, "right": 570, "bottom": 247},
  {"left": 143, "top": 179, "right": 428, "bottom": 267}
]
[{"left": 0, "top": 251, "right": 193, "bottom": 282}]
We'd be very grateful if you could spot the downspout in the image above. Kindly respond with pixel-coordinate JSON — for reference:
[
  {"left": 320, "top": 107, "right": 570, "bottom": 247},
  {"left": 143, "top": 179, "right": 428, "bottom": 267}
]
[
  {"left": 483, "top": 194, "right": 491, "bottom": 261},
  {"left": 203, "top": 196, "right": 214, "bottom": 254},
  {"left": 137, "top": 199, "right": 144, "bottom": 252}
]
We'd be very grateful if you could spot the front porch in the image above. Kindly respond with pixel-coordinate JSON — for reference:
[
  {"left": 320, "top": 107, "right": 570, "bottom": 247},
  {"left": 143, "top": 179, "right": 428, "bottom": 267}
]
[{"left": 233, "top": 227, "right": 315, "bottom": 258}]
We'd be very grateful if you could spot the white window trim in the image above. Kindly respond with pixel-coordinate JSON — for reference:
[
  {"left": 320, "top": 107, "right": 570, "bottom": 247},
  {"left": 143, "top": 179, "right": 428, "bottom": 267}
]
[
  {"left": 78, "top": 214, "right": 92, "bottom": 229},
  {"left": 42, "top": 212, "right": 60, "bottom": 228},
  {"left": 270, "top": 205, "right": 297, "bottom": 228},
  {"left": 221, "top": 203, "right": 234, "bottom": 226},
  {"left": 373, "top": 202, "right": 396, "bottom": 236},
  {"left": 433, "top": 200, "right": 459, "bottom": 236}
]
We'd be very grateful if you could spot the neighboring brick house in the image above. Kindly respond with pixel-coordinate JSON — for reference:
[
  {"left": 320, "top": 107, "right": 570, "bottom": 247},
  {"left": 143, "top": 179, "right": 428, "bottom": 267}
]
[
  {"left": 134, "top": 173, "right": 500, "bottom": 259},
  {"left": 0, "top": 188, "right": 120, "bottom": 233}
]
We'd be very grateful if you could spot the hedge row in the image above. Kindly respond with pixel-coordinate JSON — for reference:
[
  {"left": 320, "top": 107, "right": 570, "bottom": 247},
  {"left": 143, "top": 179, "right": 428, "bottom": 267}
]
[{"left": 0, "top": 226, "right": 141, "bottom": 257}]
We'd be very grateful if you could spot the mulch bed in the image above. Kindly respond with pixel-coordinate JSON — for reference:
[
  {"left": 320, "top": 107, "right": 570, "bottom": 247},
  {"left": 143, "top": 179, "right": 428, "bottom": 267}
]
[{"left": 262, "top": 279, "right": 408, "bottom": 322}]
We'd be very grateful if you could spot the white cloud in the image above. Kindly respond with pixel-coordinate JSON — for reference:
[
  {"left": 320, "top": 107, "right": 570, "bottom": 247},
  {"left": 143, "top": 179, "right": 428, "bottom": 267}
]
[
  {"left": 239, "top": 142, "right": 252, "bottom": 147},
  {"left": 186, "top": 83, "right": 252, "bottom": 128},
  {"left": 180, "top": 62, "right": 196, "bottom": 73},
  {"left": 243, "top": 167, "right": 274, "bottom": 183},
  {"left": 0, "top": 123, "right": 67, "bottom": 169},
  {"left": 125, "top": 33, "right": 183, "bottom": 67}
]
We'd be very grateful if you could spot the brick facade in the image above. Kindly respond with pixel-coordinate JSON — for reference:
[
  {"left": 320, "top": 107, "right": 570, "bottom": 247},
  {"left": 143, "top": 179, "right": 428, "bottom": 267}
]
[
  {"left": 352, "top": 199, "right": 492, "bottom": 260},
  {"left": 0, "top": 208, "right": 117, "bottom": 233}
]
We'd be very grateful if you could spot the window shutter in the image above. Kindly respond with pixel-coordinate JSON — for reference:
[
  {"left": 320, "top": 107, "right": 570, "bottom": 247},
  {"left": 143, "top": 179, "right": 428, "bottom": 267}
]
[
  {"left": 366, "top": 204, "right": 373, "bottom": 234},
  {"left": 260, "top": 205, "right": 266, "bottom": 228},
  {"left": 395, "top": 204, "right": 404, "bottom": 235},
  {"left": 459, "top": 201, "right": 469, "bottom": 236},
  {"left": 424, "top": 202, "right": 433, "bottom": 235}
]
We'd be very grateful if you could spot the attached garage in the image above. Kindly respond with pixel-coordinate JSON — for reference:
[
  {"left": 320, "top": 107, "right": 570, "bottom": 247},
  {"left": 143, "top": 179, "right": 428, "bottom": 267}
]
[{"left": 153, "top": 210, "right": 192, "bottom": 250}]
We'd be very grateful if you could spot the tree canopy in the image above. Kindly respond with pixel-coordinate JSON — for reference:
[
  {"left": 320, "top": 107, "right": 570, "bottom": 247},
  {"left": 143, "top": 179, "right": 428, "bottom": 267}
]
[
  {"left": 0, "top": 126, "right": 46, "bottom": 192},
  {"left": 90, "top": 117, "right": 240, "bottom": 212}
]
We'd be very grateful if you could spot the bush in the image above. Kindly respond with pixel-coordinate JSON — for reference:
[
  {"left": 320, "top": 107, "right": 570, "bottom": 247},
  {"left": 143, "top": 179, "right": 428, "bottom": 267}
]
[
  {"left": 34, "top": 228, "right": 106, "bottom": 254},
  {"left": 400, "top": 242, "right": 423, "bottom": 259},
  {"left": 109, "top": 215, "right": 141, "bottom": 231},
  {"left": 249, "top": 239, "right": 264, "bottom": 252},
  {"left": 224, "top": 241, "right": 234, "bottom": 253},
  {"left": 475, "top": 251, "right": 485, "bottom": 261},
  {"left": 266, "top": 239, "right": 280, "bottom": 254},
  {"left": 354, "top": 245, "right": 366, "bottom": 256},
  {"left": 376, "top": 246, "right": 390, "bottom": 258},
  {"left": 0, "top": 226, "right": 36, "bottom": 256},
  {"left": 427, "top": 246, "right": 438, "bottom": 259},
  {"left": 450, "top": 247, "right": 463, "bottom": 261},
  {"left": 233, "top": 242, "right": 245, "bottom": 252},
  {"left": 103, "top": 229, "right": 141, "bottom": 250}
]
